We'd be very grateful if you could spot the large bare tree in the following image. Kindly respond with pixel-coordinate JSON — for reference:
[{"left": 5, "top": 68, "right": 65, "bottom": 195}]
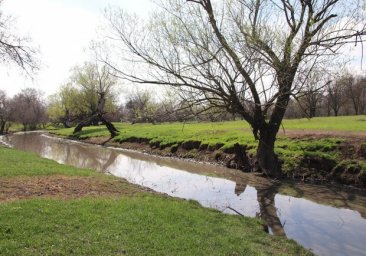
[{"left": 102, "top": 0, "right": 365, "bottom": 176}]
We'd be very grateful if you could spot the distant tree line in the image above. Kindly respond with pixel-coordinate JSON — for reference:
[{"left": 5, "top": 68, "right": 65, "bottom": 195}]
[
  {"left": 1, "top": 70, "right": 365, "bottom": 135},
  {"left": 119, "top": 71, "right": 366, "bottom": 124},
  {"left": 119, "top": 89, "right": 235, "bottom": 124},
  {"left": 285, "top": 72, "right": 366, "bottom": 119},
  {"left": 0, "top": 88, "right": 47, "bottom": 134}
]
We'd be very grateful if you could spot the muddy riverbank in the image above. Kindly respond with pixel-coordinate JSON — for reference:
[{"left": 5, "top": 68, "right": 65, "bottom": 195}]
[{"left": 63, "top": 133, "right": 366, "bottom": 189}]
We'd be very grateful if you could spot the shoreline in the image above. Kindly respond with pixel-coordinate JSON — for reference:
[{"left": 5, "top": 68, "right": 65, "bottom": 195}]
[{"left": 46, "top": 132, "right": 366, "bottom": 190}]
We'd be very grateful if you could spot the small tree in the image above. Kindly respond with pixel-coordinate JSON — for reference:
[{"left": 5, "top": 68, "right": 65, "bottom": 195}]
[
  {"left": 10, "top": 88, "right": 47, "bottom": 131},
  {"left": 125, "top": 89, "right": 158, "bottom": 124},
  {"left": 345, "top": 75, "right": 366, "bottom": 115},
  {"left": 296, "top": 71, "right": 327, "bottom": 118},
  {"left": 48, "top": 84, "right": 85, "bottom": 128},
  {"left": 0, "top": 89, "right": 10, "bottom": 134},
  {"left": 326, "top": 74, "right": 347, "bottom": 116},
  {"left": 72, "top": 62, "right": 119, "bottom": 137}
]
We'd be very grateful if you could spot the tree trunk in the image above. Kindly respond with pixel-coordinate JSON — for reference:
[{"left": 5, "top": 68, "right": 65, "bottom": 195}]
[
  {"left": 98, "top": 114, "right": 119, "bottom": 137},
  {"left": 73, "top": 120, "right": 89, "bottom": 133},
  {"left": 74, "top": 114, "right": 119, "bottom": 137},
  {"left": 256, "top": 127, "right": 281, "bottom": 177},
  {"left": 226, "top": 143, "right": 251, "bottom": 171},
  {"left": 0, "top": 121, "right": 5, "bottom": 135},
  {"left": 61, "top": 118, "right": 71, "bottom": 128},
  {"left": 309, "top": 106, "right": 316, "bottom": 118}
]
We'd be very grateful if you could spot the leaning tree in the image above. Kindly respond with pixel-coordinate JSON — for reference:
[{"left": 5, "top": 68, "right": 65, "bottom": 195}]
[
  {"left": 72, "top": 62, "right": 119, "bottom": 137},
  {"left": 102, "top": 0, "right": 365, "bottom": 176}
]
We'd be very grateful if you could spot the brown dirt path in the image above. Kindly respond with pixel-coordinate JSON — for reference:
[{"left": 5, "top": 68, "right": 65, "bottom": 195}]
[{"left": 0, "top": 175, "right": 154, "bottom": 202}]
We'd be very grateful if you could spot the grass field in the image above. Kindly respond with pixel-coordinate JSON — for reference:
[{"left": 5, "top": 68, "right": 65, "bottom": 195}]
[
  {"left": 53, "top": 116, "right": 366, "bottom": 147},
  {"left": 0, "top": 146, "right": 310, "bottom": 255}
]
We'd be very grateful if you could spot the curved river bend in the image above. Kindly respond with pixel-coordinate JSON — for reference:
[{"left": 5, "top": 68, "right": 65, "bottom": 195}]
[{"left": 1, "top": 133, "right": 366, "bottom": 256}]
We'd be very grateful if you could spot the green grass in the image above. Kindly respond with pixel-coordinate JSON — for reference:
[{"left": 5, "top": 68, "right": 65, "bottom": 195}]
[
  {"left": 0, "top": 146, "right": 310, "bottom": 255},
  {"left": 53, "top": 115, "right": 366, "bottom": 142},
  {"left": 0, "top": 147, "right": 96, "bottom": 177},
  {"left": 282, "top": 115, "right": 366, "bottom": 131},
  {"left": 53, "top": 116, "right": 366, "bottom": 149},
  {"left": 54, "top": 121, "right": 257, "bottom": 148},
  {"left": 0, "top": 197, "right": 310, "bottom": 256},
  {"left": 7, "top": 123, "right": 23, "bottom": 133}
]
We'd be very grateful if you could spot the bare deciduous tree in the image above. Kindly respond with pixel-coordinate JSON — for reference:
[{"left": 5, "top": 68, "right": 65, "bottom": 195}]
[
  {"left": 10, "top": 88, "right": 47, "bottom": 131},
  {"left": 326, "top": 74, "right": 348, "bottom": 116},
  {"left": 102, "top": 0, "right": 366, "bottom": 176},
  {"left": 296, "top": 71, "right": 328, "bottom": 118},
  {"left": 125, "top": 89, "right": 158, "bottom": 124},
  {"left": 345, "top": 75, "right": 366, "bottom": 115}
]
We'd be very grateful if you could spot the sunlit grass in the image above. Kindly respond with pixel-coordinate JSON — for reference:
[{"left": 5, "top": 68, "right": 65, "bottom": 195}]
[
  {"left": 0, "top": 146, "right": 96, "bottom": 177},
  {"left": 282, "top": 115, "right": 366, "bottom": 131}
]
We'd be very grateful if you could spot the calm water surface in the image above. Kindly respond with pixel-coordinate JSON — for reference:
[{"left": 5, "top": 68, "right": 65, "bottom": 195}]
[{"left": 1, "top": 133, "right": 366, "bottom": 256}]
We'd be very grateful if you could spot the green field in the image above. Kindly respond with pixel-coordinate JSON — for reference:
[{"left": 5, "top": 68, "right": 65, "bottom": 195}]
[
  {"left": 53, "top": 116, "right": 366, "bottom": 148},
  {"left": 0, "top": 146, "right": 310, "bottom": 255}
]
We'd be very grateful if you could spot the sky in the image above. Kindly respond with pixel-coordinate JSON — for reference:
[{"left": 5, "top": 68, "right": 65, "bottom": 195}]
[
  {"left": 0, "top": 0, "right": 364, "bottom": 98},
  {"left": 0, "top": 0, "right": 154, "bottom": 97}
]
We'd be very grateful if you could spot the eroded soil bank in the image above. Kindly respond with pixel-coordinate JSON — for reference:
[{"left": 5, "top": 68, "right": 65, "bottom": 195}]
[{"left": 78, "top": 132, "right": 366, "bottom": 188}]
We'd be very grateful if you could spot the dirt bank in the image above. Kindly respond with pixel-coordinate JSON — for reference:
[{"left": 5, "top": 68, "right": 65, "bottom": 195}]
[
  {"left": 62, "top": 130, "right": 365, "bottom": 189},
  {"left": 0, "top": 175, "right": 155, "bottom": 202}
]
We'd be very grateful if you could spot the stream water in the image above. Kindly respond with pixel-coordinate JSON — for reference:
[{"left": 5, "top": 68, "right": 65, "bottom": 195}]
[{"left": 1, "top": 132, "right": 366, "bottom": 256}]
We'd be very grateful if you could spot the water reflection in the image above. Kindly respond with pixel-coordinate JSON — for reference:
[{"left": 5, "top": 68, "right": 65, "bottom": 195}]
[{"left": 2, "top": 133, "right": 366, "bottom": 256}]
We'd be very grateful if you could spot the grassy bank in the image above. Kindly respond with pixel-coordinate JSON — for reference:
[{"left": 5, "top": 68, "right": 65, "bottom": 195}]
[
  {"left": 0, "top": 146, "right": 310, "bottom": 255},
  {"left": 51, "top": 116, "right": 366, "bottom": 187}
]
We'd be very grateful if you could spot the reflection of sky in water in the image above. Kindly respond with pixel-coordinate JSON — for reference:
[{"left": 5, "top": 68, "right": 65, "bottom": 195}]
[
  {"left": 108, "top": 155, "right": 260, "bottom": 217},
  {"left": 3, "top": 133, "right": 366, "bottom": 256},
  {"left": 276, "top": 195, "right": 366, "bottom": 256}
]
